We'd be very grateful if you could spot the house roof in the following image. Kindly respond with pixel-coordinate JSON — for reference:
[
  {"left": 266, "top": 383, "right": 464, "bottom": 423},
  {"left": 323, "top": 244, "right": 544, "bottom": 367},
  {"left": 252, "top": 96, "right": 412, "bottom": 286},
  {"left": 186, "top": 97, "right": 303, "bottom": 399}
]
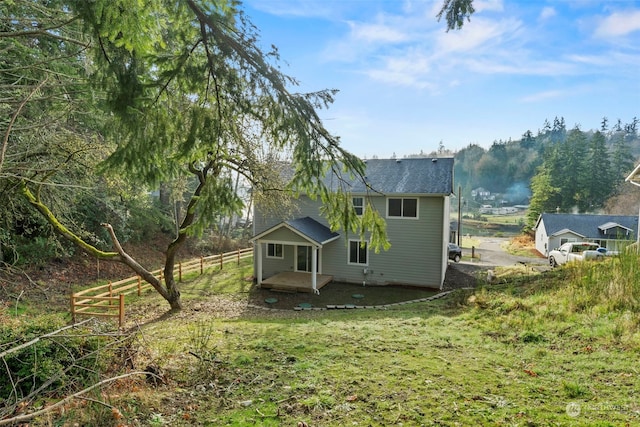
[
  {"left": 324, "top": 157, "right": 454, "bottom": 195},
  {"left": 537, "top": 213, "right": 637, "bottom": 240},
  {"left": 250, "top": 216, "right": 340, "bottom": 246}
]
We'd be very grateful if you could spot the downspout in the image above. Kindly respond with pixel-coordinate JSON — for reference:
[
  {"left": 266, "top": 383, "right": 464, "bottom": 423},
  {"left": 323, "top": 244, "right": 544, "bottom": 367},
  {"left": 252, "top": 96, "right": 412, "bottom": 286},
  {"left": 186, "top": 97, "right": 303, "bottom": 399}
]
[
  {"left": 312, "top": 246, "right": 318, "bottom": 295},
  {"left": 256, "top": 241, "right": 263, "bottom": 286}
]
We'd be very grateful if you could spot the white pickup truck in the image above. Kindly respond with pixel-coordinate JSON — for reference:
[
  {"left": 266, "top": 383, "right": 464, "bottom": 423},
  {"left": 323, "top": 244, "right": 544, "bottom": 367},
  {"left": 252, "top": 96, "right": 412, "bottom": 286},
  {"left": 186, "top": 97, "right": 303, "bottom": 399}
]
[{"left": 548, "top": 242, "right": 604, "bottom": 267}]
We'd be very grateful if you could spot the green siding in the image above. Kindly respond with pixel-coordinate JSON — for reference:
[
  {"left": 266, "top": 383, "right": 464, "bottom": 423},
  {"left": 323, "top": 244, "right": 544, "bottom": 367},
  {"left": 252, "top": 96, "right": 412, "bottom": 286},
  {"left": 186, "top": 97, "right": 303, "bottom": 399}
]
[
  {"left": 254, "top": 194, "right": 448, "bottom": 288},
  {"left": 264, "top": 227, "right": 311, "bottom": 244},
  {"left": 322, "top": 196, "right": 445, "bottom": 287}
]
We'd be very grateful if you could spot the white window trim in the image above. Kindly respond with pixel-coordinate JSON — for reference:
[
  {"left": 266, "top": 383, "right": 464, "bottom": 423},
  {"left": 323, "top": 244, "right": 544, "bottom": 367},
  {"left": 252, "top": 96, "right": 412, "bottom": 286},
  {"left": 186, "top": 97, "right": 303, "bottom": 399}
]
[
  {"left": 347, "top": 239, "right": 369, "bottom": 266},
  {"left": 386, "top": 197, "right": 419, "bottom": 219},
  {"left": 266, "top": 242, "right": 284, "bottom": 259},
  {"left": 352, "top": 196, "right": 364, "bottom": 216}
]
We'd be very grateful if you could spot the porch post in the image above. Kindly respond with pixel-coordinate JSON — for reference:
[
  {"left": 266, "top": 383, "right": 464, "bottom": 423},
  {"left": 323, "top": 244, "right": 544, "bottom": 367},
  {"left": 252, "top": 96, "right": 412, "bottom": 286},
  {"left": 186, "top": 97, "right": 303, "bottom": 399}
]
[
  {"left": 311, "top": 246, "right": 318, "bottom": 294},
  {"left": 256, "top": 241, "right": 263, "bottom": 285}
]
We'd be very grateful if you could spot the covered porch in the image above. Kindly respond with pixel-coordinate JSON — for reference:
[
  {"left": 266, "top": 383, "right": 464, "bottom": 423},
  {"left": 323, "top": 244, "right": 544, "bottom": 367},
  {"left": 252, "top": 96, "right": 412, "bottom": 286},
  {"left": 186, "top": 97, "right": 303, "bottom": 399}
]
[
  {"left": 260, "top": 272, "right": 334, "bottom": 293},
  {"left": 250, "top": 216, "right": 340, "bottom": 294}
]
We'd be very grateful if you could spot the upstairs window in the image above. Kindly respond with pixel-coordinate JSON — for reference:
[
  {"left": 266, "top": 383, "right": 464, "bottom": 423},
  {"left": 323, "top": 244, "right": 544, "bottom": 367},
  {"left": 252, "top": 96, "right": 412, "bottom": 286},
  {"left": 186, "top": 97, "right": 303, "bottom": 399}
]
[
  {"left": 348, "top": 240, "right": 368, "bottom": 265},
  {"left": 267, "top": 243, "right": 283, "bottom": 258},
  {"left": 353, "top": 197, "right": 364, "bottom": 216},
  {"left": 387, "top": 198, "right": 418, "bottom": 218}
]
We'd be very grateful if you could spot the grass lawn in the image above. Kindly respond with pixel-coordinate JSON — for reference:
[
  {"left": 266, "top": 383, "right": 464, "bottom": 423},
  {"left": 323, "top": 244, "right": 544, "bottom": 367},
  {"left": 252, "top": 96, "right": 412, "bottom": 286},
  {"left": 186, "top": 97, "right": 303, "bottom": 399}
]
[
  {"left": 4, "top": 256, "right": 639, "bottom": 426},
  {"left": 92, "top": 259, "right": 639, "bottom": 426}
]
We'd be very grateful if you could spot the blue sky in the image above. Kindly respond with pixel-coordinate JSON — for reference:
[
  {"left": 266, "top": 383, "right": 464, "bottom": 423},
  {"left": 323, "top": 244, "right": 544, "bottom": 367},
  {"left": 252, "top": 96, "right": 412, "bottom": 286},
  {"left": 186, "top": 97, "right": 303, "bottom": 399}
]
[{"left": 242, "top": 0, "right": 640, "bottom": 159}]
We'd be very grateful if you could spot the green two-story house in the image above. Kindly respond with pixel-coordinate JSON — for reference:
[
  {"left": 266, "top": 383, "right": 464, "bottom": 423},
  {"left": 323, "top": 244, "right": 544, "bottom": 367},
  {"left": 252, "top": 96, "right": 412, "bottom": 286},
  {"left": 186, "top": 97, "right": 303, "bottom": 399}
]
[{"left": 251, "top": 157, "right": 455, "bottom": 293}]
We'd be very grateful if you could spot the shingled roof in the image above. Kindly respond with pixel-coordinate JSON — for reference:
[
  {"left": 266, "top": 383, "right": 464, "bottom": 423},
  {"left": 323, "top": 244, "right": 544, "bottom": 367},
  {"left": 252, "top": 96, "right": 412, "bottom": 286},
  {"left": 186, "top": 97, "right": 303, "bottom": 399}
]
[
  {"left": 323, "top": 157, "right": 454, "bottom": 195},
  {"left": 537, "top": 213, "right": 637, "bottom": 240},
  {"left": 251, "top": 216, "right": 340, "bottom": 246},
  {"left": 284, "top": 217, "right": 340, "bottom": 245}
]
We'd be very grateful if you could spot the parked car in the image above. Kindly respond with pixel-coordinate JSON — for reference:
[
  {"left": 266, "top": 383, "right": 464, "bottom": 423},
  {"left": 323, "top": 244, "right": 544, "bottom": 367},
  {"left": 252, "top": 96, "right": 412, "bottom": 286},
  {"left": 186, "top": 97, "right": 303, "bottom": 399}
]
[
  {"left": 448, "top": 243, "right": 462, "bottom": 262},
  {"left": 548, "top": 242, "right": 603, "bottom": 267},
  {"left": 596, "top": 247, "right": 619, "bottom": 256}
]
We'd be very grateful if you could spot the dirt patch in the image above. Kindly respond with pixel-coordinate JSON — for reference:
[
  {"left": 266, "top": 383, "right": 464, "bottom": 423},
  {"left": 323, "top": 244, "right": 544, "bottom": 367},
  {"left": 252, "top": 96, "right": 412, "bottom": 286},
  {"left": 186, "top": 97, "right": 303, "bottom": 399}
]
[
  {"left": 240, "top": 262, "right": 482, "bottom": 311},
  {"left": 245, "top": 282, "right": 438, "bottom": 310},
  {"left": 443, "top": 262, "right": 482, "bottom": 289}
]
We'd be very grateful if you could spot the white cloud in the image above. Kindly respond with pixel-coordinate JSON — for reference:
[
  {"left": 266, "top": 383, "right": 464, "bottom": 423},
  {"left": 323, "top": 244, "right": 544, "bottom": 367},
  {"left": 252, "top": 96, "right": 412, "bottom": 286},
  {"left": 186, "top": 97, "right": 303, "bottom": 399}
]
[
  {"left": 321, "top": 6, "right": 437, "bottom": 63},
  {"left": 567, "top": 54, "right": 612, "bottom": 67},
  {"left": 539, "top": 6, "right": 556, "bottom": 21},
  {"left": 594, "top": 10, "right": 640, "bottom": 37},
  {"left": 347, "top": 21, "right": 409, "bottom": 44},
  {"left": 520, "top": 90, "right": 566, "bottom": 103},
  {"left": 474, "top": 0, "right": 504, "bottom": 13},
  {"left": 245, "top": 0, "right": 339, "bottom": 19},
  {"left": 434, "top": 17, "right": 522, "bottom": 54},
  {"left": 465, "top": 57, "right": 577, "bottom": 76},
  {"left": 365, "top": 49, "right": 437, "bottom": 90},
  {"left": 308, "top": 0, "right": 637, "bottom": 95}
]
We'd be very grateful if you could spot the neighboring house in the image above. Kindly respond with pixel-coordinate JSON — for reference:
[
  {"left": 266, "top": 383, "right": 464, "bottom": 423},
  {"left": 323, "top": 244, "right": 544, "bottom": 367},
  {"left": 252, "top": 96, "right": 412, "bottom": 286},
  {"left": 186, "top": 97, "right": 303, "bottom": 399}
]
[
  {"left": 534, "top": 213, "right": 637, "bottom": 256},
  {"left": 250, "top": 157, "right": 455, "bottom": 292},
  {"left": 471, "top": 187, "right": 491, "bottom": 199}
]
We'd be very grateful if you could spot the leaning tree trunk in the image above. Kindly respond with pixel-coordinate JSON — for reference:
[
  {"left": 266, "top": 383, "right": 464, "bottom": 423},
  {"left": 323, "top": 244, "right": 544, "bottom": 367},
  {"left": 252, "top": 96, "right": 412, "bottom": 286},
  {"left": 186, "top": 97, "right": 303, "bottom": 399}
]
[
  {"left": 102, "top": 224, "right": 181, "bottom": 310},
  {"left": 161, "top": 167, "right": 210, "bottom": 310},
  {"left": 22, "top": 182, "right": 185, "bottom": 310},
  {"left": 21, "top": 163, "right": 212, "bottom": 311}
]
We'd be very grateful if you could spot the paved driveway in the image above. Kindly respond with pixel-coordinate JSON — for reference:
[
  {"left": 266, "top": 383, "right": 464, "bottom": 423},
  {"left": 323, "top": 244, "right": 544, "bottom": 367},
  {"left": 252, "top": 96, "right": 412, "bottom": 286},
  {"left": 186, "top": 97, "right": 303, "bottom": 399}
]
[
  {"left": 469, "top": 237, "right": 547, "bottom": 268},
  {"left": 444, "top": 237, "right": 547, "bottom": 290}
]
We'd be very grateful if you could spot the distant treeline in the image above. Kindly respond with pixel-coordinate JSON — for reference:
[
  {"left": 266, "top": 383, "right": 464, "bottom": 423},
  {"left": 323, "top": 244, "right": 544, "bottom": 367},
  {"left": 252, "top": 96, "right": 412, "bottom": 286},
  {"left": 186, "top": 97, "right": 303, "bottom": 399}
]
[{"left": 408, "top": 116, "right": 639, "bottom": 228}]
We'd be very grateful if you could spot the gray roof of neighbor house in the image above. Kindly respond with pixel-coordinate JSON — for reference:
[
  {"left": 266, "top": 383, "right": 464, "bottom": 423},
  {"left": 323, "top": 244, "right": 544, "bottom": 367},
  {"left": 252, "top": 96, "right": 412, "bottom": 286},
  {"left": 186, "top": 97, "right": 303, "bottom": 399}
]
[
  {"left": 537, "top": 213, "right": 637, "bottom": 240},
  {"left": 324, "top": 157, "right": 454, "bottom": 195},
  {"left": 251, "top": 216, "right": 340, "bottom": 246}
]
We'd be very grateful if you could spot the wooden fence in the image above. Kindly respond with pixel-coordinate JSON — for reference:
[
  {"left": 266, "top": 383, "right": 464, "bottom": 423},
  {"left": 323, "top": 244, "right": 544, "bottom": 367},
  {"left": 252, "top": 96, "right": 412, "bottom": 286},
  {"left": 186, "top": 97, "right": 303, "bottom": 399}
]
[{"left": 70, "top": 247, "right": 253, "bottom": 327}]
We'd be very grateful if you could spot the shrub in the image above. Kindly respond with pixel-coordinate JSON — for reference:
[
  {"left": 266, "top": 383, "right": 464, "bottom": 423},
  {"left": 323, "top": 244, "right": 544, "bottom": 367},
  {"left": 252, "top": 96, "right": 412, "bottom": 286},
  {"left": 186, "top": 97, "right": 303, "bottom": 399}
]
[{"left": 0, "top": 317, "right": 112, "bottom": 409}]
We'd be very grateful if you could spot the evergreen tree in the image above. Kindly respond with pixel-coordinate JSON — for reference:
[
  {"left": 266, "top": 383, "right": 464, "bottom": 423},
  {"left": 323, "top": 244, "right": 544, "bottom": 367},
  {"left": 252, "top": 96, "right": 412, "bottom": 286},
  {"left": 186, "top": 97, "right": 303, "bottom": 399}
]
[
  {"left": 562, "top": 127, "right": 590, "bottom": 211},
  {"left": 527, "top": 160, "right": 562, "bottom": 227},
  {"left": 610, "top": 131, "right": 635, "bottom": 181},
  {"left": 10, "top": 0, "right": 392, "bottom": 310},
  {"left": 601, "top": 116, "right": 608, "bottom": 132},
  {"left": 521, "top": 130, "right": 535, "bottom": 149},
  {"left": 584, "top": 130, "right": 612, "bottom": 208},
  {"left": 437, "top": 0, "right": 475, "bottom": 31}
]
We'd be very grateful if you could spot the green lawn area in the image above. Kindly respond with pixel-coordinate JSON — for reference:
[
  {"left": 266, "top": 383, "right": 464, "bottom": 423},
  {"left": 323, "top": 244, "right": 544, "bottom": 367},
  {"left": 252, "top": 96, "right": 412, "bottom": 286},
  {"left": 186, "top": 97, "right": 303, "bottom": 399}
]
[
  {"left": 99, "top": 259, "right": 639, "bottom": 426},
  {"left": 5, "top": 257, "right": 639, "bottom": 426}
]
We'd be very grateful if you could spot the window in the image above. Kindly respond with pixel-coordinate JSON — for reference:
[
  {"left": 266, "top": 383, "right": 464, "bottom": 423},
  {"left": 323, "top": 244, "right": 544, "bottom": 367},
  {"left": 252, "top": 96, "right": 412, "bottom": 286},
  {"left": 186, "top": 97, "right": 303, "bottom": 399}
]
[
  {"left": 560, "top": 238, "right": 576, "bottom": 246},
  {"left": 266, "top": 243, "right": 283, "bottom": 258},
  {"left": 296, "top": 246, "right": 316, "bottom": 272},
  {"left": 387, "top": 198, "right": 418, "bottom": 218},
  {"left": 353, "top": 197, "right": 364, "bottom": 216},
  {"left": 348, "top": 240, "right": 368, "bottom": 265}
]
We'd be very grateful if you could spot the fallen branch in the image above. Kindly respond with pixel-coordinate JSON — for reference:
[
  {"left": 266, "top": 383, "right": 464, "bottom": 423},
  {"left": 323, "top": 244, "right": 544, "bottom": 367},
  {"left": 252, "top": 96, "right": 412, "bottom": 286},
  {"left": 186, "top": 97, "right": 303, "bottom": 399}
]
[
  {"left": 0, "top": 371, "right": 152, "bottom": 426},
  {"left": 256, "top": 406, "right": 280, "bottom": 418},
  {"left": 0, "top": 318, "right": 94, "bottom": 359},
  {"left": 1, "top": 327, "right": 137, "bottom": 418},
  {"left": 188, "top": 351, "right": 226, "bottom": 364}
]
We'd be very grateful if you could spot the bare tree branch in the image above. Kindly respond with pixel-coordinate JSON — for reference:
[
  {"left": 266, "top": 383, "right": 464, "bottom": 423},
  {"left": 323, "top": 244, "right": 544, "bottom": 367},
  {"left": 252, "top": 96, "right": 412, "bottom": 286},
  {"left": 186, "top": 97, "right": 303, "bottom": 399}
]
[{"left": 0, "top": 371, "right": 151, "bottom": 426}]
